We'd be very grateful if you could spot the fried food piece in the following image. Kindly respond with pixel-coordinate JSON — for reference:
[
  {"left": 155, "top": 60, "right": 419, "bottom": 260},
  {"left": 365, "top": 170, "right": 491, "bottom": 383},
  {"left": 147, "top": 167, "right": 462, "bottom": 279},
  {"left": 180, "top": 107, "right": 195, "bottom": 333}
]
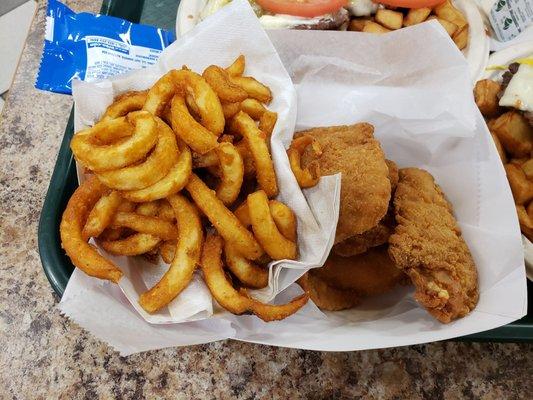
[
  {"left": 313, "top": 246, "right": 404, "bottom": 296},
  {"left": 490, "top": 131, "right": 507, "bottom": 164},
  {"left": 474, "top": 79, "right": 501, "bottom": 118},
  {"left": 60, "top": 176, "right": 123, "bottom": 283},
  {"left": 491, "top": 111, "right": 533, "bottom": 158},
  {"left": 333, "top": 222, "right": 392, "bottom": 257},
  {"left": 201, "top": 234, "right": 308, "bottom": 321},
  {"left": 516, "top": 205, "right": 533, "bottom": 241},
  {"left": 388, "top": 168, "right": 479, "bottom": 323},
  {"left": 362, "top": 21, "right": 391, "bottom": 34},
  {"left": 375, "top": 9, "right": 403, "bottom": 30},
  {"left": 298, "top": 273, "right": 359, "bottom": 311},
  {"left": 504, "top": 163, "right": 533, "bottom": 205},
  {"left": 386, "top": 159, "right": 399, "bottom": 192},
  {"left": 299, "top": 124, "right": 391, "bottom": 243},
  {"left": 403, "top": 8, "right": 431, "bottom": 27}
]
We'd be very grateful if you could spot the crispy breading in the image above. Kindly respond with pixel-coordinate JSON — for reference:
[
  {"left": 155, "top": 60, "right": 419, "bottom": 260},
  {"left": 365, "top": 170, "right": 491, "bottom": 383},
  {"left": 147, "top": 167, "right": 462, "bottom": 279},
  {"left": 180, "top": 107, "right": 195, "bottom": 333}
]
[
  {"left": 332, "top": 223, "right": 392, "bottom": 257},
  {"left": 314, "top": 246, "right": 405, "bottom": 296},
  {"left": 298, "top": 124, "right": 391, "bottom": 243},
  {"left": 388, "top": 168, "right": 479, "bottom": 323},
  {"left": 298, "top": 273, "right": 360, "bottom": 311},
  {"left": 386, "top": 159, "right": 399, "bottom": 193}
]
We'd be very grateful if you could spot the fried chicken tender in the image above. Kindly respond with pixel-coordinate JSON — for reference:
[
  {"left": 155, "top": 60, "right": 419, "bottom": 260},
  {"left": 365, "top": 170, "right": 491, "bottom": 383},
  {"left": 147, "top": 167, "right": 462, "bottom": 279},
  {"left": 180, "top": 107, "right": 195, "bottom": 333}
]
[
  {"left": 386, "top": 159, "right": 399, "bottom": 193},
  {"left": 314, "top": 246, "right": 404, "bottom": 296},
  {"left": 388, "top": 168, "right": 479, "bottom": 323},
  {"left": 298, "top": 124, "right": 391, "bottom": 243}
]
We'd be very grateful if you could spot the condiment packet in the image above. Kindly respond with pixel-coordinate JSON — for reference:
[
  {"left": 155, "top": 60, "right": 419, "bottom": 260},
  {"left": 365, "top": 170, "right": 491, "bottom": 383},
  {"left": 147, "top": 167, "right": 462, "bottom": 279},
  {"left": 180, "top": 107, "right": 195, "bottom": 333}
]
[{"left": 35, "top": 0, "right": 174, "bottom": 94}]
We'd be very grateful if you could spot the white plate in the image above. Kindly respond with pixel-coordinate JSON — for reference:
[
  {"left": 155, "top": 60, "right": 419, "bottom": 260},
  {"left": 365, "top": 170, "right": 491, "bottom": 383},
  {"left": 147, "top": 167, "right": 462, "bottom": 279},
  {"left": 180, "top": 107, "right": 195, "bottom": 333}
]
[
  {"left": 480, "top": 42, "right": 533, "bottom": 281},
  {"left": 176, "top": 0, "right": 489, "bottom": 82}
]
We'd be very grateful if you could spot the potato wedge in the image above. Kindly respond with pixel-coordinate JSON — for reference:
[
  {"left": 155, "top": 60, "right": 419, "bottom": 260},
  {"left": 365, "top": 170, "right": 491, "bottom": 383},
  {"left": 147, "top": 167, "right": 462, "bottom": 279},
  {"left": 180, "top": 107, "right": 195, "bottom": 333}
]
[
  {"left": 521, "top": 159, "right": 533, "bottom": 181},
  {"left": 491, "top": 111, "right": 533, "bottom": 158},
  {"left": 428, "top": 16, "right": 458, "bottom": 36},
  {"left": 363, "top": 21, "right": 391, "bottom": 34},
  {"left": 375, "top": 9, "right": 403, "bottom": 30},
  {"left": 434, "top": 0, "right": 467, "bottom": 28},
  {"left": 403, "top": 8, "right": 431, "bottom": 27},
  {"left": 348, "top": 18, "right": 371, "bottom": 32},
  {"left": 474, "top": 79, "right": 502, "bottom": 118},
  {"left": 505, "top": 163, "right": 533, "bottom": 204},
  {"left": 452, "top": 24, "right": 469, "bottom": 50},
  {"left": 490, "top": 131, "right": 507, "bottom": 164}
]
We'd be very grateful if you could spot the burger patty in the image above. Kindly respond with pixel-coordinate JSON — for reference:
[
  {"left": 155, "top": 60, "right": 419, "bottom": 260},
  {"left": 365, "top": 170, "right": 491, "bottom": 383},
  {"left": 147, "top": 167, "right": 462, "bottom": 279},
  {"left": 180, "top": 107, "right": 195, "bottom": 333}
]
[{"left": 294, "top": 8, "right": 349, "bottom": 30}]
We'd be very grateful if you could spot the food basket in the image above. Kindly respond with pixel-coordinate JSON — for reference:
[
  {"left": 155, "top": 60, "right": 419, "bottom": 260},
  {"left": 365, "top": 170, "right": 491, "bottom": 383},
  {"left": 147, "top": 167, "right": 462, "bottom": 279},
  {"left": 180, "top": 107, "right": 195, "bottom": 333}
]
[{"left": 38, "top": 0, "right": 533, "bottom": 343}]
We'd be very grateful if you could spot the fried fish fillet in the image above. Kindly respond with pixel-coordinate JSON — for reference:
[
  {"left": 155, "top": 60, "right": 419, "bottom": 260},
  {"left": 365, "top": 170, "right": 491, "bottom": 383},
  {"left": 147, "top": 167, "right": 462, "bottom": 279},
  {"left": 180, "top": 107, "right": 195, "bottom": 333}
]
[
  {"left": 298, "top": 273, "right": 360, "bottom": 311},
  {"left": 299, "top": 124, "right": 391, "bottom": 243},
  {"left": 388, "top": 168, "right": 479, "bottom": 323},
  {"left": 314, "top": 246, "right": 405, "bottom": 296}
]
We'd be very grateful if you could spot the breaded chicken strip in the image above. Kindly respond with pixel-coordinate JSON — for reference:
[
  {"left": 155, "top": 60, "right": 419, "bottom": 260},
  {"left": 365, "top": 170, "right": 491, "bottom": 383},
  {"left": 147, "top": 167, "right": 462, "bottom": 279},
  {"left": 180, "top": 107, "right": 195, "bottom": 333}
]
[
  {"left": 299, "top": 124, "right": 391, "bottom": 243},
  {"left": 388, "top": 168, "right": 479, "bottom": 323}
]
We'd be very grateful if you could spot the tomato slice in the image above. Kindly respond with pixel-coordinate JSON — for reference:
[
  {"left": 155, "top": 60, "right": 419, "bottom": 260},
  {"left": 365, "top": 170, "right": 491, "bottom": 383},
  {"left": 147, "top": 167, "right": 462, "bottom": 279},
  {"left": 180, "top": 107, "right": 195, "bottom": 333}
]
[
  {"left": 255, "top": 0, "right": 348, "bottom": 18},
  {"left": 376, "top": 0, "right": 446, "bottom": 7}
]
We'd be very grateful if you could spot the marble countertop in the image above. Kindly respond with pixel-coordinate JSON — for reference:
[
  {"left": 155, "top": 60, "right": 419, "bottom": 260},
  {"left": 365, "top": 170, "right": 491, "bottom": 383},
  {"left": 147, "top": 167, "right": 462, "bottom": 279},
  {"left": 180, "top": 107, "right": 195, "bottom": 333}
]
[{"left": 0, "top": 1, "right": 531, "bottom": 398}]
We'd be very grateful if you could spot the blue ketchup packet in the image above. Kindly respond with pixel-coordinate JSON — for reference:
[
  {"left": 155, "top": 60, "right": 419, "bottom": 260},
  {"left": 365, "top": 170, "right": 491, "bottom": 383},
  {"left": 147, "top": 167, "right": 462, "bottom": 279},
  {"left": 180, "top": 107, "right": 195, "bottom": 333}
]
[{"left": 35, "top": 0, "right": 175, "bottom": 94}]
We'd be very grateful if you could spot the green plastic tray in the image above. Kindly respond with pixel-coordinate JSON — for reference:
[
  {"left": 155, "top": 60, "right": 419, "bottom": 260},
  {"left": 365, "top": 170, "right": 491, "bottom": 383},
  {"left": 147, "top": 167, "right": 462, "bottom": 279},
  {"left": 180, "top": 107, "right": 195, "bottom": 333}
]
[{"left": 38, "top": 0, "right": 532, "bottom": 342}]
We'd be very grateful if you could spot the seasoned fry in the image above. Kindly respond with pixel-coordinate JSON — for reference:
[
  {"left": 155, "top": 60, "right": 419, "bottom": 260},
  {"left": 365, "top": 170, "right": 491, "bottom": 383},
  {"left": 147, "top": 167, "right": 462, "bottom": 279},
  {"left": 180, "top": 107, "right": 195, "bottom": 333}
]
[
  {"left": 144, "top": 69, "right": 225, "bottom": 135},
  {"left": 201, "top": 235, "right": 308, "bottom": 321},
  {"left": 101, "top": 91, "right": 147, "bottom": 121},
  {"left": 121, "top": 146, "right": 192, "bottom": 202},
  {"left": 60, "top": 176, "right": 123, "bottom": 282},
  {"left": 82, "top": 190, "right": 121, "bottom": 240},
  {"left": 171, "top": 95, "right": 219, "bottom": 155},
  {"left": 110, "top": 212, "right": 178, "bottom": 240},
  {"left": 288, "top": 134, "right": 322, "bottom": 189},
  {"left": 229, "top": 76, "right": 272, "bottom": 104},
  {"left": 224, "top": 242, "right": 268, "bottom": 289},
  {"left": 248, "top": 190, "right": 297, "bottom": 260},
  {"left": 203, "top": 65, "right": 248, "bottom": 103},
  {"left": 233, "top": 111, "right": 278, "bottom": 197},
  {"left": 96, "top": 118, "right": 179, "bottom": 190},
  {"left": 240, "top": 98, "right": 266, "bottom": 119},
  {"left": 268, "top": 200, "right": 297, "bottom": 242},
  {"left": 139, "top": 195, "right": 204, "bottom": 313},
  {"left": 434, "top": 0, "right": 467, "bottom": 29},
  {"left": 99, "top": 233, "right": 161, "bottom": 256},
  {"left": 71, "top": 111, "right": 158, "bottom": 172},
  {"left": 159, "top": 240, "right": 176, "bottom": 264},
  {"left": 186, "top": 174, "right": 264, "bottom": 260},
  {"left": 216, "top": 142, "right": 244, "bottom": 205},
  {"left": 235, "top": 199, "right": 295, "bottom": 241},
  {"left": 226, "top": 54, "right": 245, "bottom": 77},
  {"left": 221, "top": 102, "right": 241, "bottom": 119},
  {"left": 259, "top": 111, "right": 278, "bottom": 137}
]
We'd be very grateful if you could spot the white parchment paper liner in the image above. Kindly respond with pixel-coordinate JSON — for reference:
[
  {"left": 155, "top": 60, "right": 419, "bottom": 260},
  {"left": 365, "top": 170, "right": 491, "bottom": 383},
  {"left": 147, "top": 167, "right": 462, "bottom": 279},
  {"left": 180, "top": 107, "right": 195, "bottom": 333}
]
[
  {"left": 62, "top": 0, "right": 340, "bottom": 325},
  {"left": 59, "top": 4, "right": 527, "bottom": 355}
]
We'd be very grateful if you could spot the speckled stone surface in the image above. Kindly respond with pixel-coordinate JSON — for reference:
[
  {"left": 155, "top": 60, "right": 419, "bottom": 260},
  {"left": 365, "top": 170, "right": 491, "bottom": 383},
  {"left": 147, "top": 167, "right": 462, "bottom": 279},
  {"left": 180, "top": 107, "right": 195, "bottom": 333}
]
[{"left": 0, "top": 1, "right": 532, "bottom": 399}]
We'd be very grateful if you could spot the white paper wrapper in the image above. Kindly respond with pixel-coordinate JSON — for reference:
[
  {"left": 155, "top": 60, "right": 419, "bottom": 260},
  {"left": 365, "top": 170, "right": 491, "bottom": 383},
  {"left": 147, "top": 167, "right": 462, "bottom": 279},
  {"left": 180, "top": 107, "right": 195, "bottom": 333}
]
[
  {"left": 60, "top": 2, "right": 527, "bottom": 355},
  {"left": 65, "top": 0, "right": 340, "bottom": 325}
]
